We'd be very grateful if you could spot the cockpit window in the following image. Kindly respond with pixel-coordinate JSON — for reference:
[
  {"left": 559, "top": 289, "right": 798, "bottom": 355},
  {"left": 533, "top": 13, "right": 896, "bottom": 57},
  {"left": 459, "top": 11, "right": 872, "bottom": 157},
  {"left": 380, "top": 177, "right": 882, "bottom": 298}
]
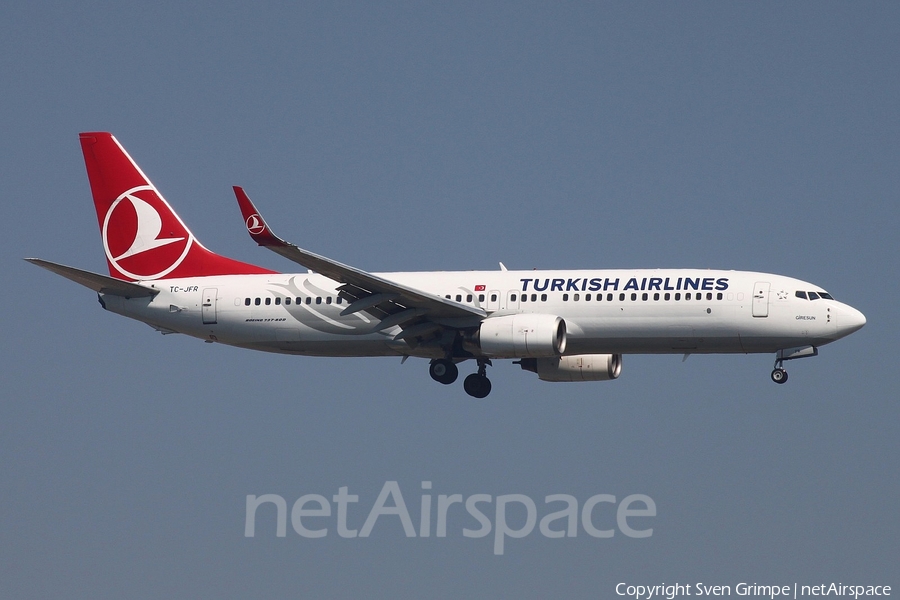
[{"left": 797, "top": 290, "right": 835, "bottom": 301}]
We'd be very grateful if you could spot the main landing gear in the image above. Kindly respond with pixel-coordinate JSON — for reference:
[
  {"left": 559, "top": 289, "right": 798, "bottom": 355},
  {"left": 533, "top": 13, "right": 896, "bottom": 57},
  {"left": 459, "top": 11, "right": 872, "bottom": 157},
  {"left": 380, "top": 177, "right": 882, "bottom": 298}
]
[
  {"left": 429, "top": 358, "right": 492, "bottom": 397},
  {"left": 463, "top": 359, "right": 492, "bottom": 398},
  {"left": 429, "top": 359, "right": 458, "bottom": 385}
]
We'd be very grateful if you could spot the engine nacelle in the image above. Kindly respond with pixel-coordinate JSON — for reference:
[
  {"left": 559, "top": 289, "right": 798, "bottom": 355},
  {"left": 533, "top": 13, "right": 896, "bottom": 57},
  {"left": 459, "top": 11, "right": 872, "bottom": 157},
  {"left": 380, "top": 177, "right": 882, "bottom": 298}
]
[
  {"left": 477, "top": 314, "right": 567, "bottom": 358},
  {"left": 518, "top": 354, "right": 623, "bottom": 382}
]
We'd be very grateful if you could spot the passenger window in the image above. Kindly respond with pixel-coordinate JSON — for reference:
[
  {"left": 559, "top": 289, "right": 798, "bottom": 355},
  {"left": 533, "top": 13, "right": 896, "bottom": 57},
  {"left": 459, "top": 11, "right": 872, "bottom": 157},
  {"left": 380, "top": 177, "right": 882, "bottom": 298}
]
[
  {"left": 326, "top": 297, "right": 332, "bottom": 304},
  {"left": 254, "top": 298, "right": 261, "bottom": 305},
  {"left": 244, "top": 298, "right": 251, "bottom": 306},
  {"left": 467, "top": 294, "right": 473, "bottom": 302},
  {"left": 585, "top": 293, "right": 591, "bottom": 301},
  {"left": 695, "top": 293, "right": 702, "bottom": 300},
  {"left": 275, "top": 297, "right": 282, "bottom": 305},
  {"left": 305, "top": 297, "right": 312, "bottom": 305},
  {"left": 456, "top": 294, "right": 462, "bottom": 302},
  {"left": 675, "top": 293, "right": 681, "bottom": 301},
  {"left": 618, "top": 293, "right": 625, "bottom": 301},
  {"left": 490, "top": 294, "right": 498, "bottom": 302},
  {"left": 574, "top": 293, "right": 580, "bottom": 301},
  {"left": 265, "top": 297, "right": 271, "bottom": 306},
  {"left": 562, "top": 294, "right": 568, "bottom": 301},
  {"left": 285, "top": 297, "right": 291, "bottom": 305},
  {"left": 808, "top": 292, "right": 819, "bottom": 300},
  {"left": 478, "top": 294, "right": 485, "bottom": 302},
  {"left": 716, "top": 293, "right": 723, "bottom": 300},
  {"left": 641, "top": 293, "right": 648, "bottom": 301},
  {"left": 521, "top": 295, "right": 528, "bottom": 303},
  {"left": 685, "top": 293, "right": 690, "bottom": 301},
  {"left": 296, "top": 297, "right": 302, "bottom": 304},
  {"left": 706, "top": 293, "right": 712, "bottom": 300},
  {"left": 337, "top": 297, "right": 343, "bottom": 304},
  {"left": 608, "top": 293, "right": 614, "bottom": 301},
  {"left": 541, "top": 294, "right": 547, "bottom": 301},
  {"left": 316, "top": 297, "right": 322, "bottom": 305},
  {"left": 631, "top": 293, "right": 637, "bottom": 301},
  {"left": 654, "top": 293, "right": 660, "bottom": 301},
  {"left": 445, "top": 295, "right": 451, "bottom": 299},
  {"left": 510, "top": 294, "right": 517, "bottom": 302},
  {"left": 531, "top": 294, "right": 537, "bottom": 302},
  {"left": 664, "top": 293, "right": 670, "bottom": 301}
]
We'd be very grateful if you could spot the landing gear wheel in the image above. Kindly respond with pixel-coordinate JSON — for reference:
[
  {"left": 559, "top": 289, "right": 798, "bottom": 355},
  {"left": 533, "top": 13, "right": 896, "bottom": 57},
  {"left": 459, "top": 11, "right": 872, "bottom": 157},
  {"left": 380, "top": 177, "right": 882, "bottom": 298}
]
[
  {"left": 429, "top": 359, "right": 458, "bottom": 385},
  {"left": 463, "top": 373, "right": 492, "bottom": 398},
  {"left": 771, "top": 368, "right": 788, "bottom": 384}
]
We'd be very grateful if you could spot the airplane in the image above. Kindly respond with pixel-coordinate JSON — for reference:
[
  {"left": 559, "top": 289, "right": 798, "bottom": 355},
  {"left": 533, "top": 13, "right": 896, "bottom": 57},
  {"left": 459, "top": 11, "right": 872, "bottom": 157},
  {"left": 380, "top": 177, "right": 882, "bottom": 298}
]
[{"left": 27, "top": 132, "right": 866, "bottom": 397}]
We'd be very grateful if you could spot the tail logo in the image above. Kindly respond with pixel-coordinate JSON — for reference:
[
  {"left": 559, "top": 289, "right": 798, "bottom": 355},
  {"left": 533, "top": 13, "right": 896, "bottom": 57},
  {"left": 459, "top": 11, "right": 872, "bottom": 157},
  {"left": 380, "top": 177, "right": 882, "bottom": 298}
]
[
  {"left": 102, "top": 186, "right": 194, "bottom": 280},
  {"left": 246, "top": 214, "right": 266, "bottom": 235}
]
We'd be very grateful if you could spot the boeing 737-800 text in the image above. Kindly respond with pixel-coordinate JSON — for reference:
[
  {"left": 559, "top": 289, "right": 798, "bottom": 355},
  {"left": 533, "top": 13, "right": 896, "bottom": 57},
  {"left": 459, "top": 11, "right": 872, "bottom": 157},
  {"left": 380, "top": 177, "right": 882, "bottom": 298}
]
[{"left": 27, "top": 133, "right": 866, "bottom": 397}]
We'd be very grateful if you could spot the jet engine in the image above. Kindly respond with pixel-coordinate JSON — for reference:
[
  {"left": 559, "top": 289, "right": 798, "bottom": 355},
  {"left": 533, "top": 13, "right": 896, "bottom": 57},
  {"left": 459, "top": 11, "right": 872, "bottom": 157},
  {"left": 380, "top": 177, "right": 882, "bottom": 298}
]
[
  {"left": 476, "top": 314, "right": 567, "bottom": 358},
  {"left": 517, "top": 354, "right": 623, "bottom": 382}
]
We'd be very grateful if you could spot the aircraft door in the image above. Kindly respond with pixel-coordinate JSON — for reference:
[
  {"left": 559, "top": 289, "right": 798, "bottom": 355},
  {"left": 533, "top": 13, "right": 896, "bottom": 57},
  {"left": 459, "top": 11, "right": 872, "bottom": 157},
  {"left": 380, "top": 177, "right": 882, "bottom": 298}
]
[
  {"left": 202, "top": 287, "right": 218, "bottom": 324},
  {"left": 487, "top": 290, "right": 500, "bottom": 312},
  {"left": 506, "top": 290, "right": 520, "bottom": 311},
  {"left": 752, "top": 282, "right": 769, "bottom": 318}
]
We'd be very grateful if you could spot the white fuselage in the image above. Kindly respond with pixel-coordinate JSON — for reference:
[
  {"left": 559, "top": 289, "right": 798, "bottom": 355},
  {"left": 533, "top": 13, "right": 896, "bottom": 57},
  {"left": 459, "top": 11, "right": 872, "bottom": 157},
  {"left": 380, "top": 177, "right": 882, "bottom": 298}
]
[{"left": 101, "top": 268, "right": 865, "bottom": 359}]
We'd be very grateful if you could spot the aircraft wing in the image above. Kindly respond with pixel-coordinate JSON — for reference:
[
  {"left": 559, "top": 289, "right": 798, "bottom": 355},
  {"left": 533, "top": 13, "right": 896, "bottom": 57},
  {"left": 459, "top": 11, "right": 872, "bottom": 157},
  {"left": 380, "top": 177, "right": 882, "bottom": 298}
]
[
  {"left": 232, "top": 187, "right": 486, "bottom": 329},
  {"left": 25, "top": 258, "right": 159, "bottom": 298}
]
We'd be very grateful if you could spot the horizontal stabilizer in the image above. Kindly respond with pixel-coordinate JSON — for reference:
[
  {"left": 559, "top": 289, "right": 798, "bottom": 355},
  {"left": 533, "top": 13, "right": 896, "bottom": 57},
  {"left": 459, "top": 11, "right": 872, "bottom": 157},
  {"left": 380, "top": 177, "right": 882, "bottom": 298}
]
[{"left": 25, "top": 258, "right": 159, "bottom": 298}]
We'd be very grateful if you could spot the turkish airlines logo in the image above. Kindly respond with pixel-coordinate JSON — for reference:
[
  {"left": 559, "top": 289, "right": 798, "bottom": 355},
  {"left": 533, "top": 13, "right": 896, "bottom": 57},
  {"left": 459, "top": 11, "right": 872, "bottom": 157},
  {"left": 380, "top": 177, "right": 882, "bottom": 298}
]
[
  {"left": 245, "top": 213, "right": 266, "bottom": 235},
  {"left": 102, "top": 186, "right": 194, "bottom": 280}
]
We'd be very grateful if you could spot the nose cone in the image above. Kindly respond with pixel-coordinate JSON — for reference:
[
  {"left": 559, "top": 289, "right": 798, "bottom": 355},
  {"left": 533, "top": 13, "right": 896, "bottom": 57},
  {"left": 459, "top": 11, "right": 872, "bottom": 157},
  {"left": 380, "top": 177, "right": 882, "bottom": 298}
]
[{"left": 836, "top": 304, "right": 866, "bottom": 338}]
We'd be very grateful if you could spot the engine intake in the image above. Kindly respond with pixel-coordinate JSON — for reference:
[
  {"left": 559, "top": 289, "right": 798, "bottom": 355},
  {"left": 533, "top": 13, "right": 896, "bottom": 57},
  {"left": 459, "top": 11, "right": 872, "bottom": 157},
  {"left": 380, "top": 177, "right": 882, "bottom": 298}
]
[
  {"left": 477, "top": 314, "right": 567, "bottom": 358},
  {"left": 518, "top": 354, "right": 623, "bottom": 382}
]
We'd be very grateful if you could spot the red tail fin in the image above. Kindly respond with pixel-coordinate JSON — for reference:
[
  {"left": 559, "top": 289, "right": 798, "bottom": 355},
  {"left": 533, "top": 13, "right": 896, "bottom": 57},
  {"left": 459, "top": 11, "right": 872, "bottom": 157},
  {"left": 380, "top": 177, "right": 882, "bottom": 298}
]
[{"left": 79, "top": 132, "right": 276, "bottom": 281}]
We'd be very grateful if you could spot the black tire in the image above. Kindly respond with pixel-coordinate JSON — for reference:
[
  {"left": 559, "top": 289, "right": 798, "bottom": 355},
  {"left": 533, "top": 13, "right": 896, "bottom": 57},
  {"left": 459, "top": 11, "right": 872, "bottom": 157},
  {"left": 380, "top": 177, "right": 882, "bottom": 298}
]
[
  {"left": 463, "top": 373, "right": 492, "bottom": 398},
  {"left": 771, "top": 368, "right": 788, "bottom": 384},
  {"left": 429, "top": 359, "right": 458, "bottom": 385}
]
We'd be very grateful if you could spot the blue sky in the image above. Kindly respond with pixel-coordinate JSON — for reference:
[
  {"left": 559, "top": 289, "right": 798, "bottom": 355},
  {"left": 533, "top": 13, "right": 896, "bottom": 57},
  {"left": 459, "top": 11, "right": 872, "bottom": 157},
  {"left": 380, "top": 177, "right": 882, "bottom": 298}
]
[{"left": 1, "top": 3, "right": 897, "bottom": 597}]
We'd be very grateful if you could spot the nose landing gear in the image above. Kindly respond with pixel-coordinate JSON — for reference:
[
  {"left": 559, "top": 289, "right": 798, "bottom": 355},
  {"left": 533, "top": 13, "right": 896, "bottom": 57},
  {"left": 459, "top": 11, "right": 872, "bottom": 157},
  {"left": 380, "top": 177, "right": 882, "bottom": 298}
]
[
  {"left": 771, "top": 353, "right": 789, "bottom": 383},
  {"left": 769, "top": 346, "right": 818, "bottom": 384},
  {"left": 771, "top": 366, "right": 788, "bottom": 384}
]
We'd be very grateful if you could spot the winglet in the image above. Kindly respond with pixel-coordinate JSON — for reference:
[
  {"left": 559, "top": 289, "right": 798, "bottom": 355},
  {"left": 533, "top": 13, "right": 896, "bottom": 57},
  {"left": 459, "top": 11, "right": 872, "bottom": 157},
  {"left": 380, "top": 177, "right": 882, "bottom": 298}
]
[
  {"left": 233, "top": 186, "right": 286, "bottom": 247},
  {"left": 229, "top": 187, "right": 486, "bottom": 320}
]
